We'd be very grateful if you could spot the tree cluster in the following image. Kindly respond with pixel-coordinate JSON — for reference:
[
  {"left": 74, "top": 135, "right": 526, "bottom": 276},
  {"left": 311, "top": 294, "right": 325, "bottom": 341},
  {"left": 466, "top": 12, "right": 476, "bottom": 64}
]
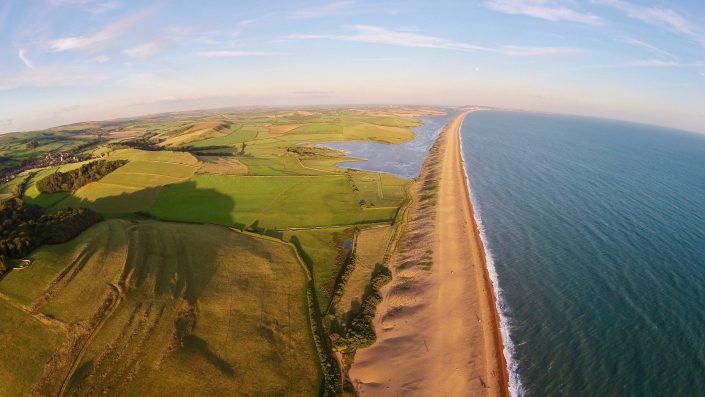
[
  {"left": 37, "top": 159, "right": 127, "bottom": 193},
  {"left": 330, "top": 265, "right": 392, "bottom": 353},
  {"left": 0, "top": 197, "right": 102, "bottom": 258}
]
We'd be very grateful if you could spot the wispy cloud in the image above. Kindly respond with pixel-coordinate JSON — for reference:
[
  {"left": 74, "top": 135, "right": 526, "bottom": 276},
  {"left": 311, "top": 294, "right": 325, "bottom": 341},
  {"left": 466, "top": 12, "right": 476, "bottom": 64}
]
[
  {"left": 0, "top": 119, "right": 12, "bottom": 127},
  {"left": 290, "top": 1, "right": 353, "bottom": 19},
  {"left": 288, "top": 25, "right": 489, "bottom": 51},
  {"left": 587, "top": 59, "right": 705, "bottom": 69},
  {"left": 18, "top": 49, "right": 35, "bottom": 70},
  {"left": 496, "top": 45, "right": 588, "bottom": 57},
  {"left": 618, "top": 37, "right": 676, "bottom": 60},
  {"left": 51, "top": 104, "right": 81, "bottom": 116},
  {"left": 288, "top": 25, "right": 587, "bottom": 57},
  {"left": 484, "top": 0, "right": 602, "bottom": 25},
  {"left": 120, "top": 27, "right": 195, "bottom": 60},
  {"left": 193, "top": 51, "right": 286, "bottom": 57},
  {"left": 232, "top": 19, "right": 256, "bottom": 37},
  {"left": 86, "top": 1, "right": 121, "bottom": 15},
  {"left": 0, "top": 65, "right": 106, "bottom": 90},
  {"left": 48, "top": 0, "right": 92, "bottom": 5},
  {"left": 594, "top": 0, "right": 705, "bottom": 46},
  {"left": 123, "top": 42, "right": 160, "bottom": 58},
  {"left": 625, "top": 59, "right": 703, "bottom": 68},
  {"left": 47, "top": 6, "right": 155, "bottom": 51}
]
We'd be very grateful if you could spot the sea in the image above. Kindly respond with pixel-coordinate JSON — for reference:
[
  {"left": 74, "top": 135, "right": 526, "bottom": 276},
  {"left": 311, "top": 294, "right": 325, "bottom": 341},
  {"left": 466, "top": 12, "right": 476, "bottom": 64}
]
[{"left": 461, "top": 111, "right": 705, "bottom": 396}]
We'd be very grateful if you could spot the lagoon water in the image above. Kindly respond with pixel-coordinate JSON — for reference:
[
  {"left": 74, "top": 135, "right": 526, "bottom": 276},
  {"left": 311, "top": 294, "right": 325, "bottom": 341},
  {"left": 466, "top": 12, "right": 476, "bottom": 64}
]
[
  {"left": 461, "top": 111, "right": 705, "bottom": 396},
  {"left": 319, "top": 112, "right": 453, "bottom": 179}
]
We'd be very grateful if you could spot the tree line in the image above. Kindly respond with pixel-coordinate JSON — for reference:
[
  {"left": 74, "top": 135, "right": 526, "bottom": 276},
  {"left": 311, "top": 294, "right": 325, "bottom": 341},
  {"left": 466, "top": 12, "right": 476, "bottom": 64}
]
[
  {"left": 37, "top": 159, "right": 127, "bottom": 193},
  {"left": 330, "top": 265, "right": 392, "bottom": 353},
  {"left": 0, "top": 197, "right": 103, "bottom": 259}
]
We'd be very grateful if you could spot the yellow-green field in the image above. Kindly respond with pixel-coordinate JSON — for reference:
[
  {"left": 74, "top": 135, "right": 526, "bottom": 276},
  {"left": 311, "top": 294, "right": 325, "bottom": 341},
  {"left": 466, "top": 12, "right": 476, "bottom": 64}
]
[
  {"left": 0, "top": 220, "right": 319, "bottom": 397},
  {"left": 56, "top": 149, "right": 199, "bottom": 213},
  {"left": 336, "top": 226, "right": 393, "bottom": 320},
  {"left": 150, "top": 174, "right": 401, "bottom": 229}
]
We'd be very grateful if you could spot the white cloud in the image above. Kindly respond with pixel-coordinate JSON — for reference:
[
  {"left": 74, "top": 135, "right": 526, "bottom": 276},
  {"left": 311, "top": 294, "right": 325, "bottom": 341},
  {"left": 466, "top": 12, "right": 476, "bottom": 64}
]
[
  {"left": 18, "top": 49, "right": 35, "bottom": 70},
  {"left": 193, "top": 51, "right": 286, "bottom": 57},
  {"left": 484, "top": 0, "right": 602, "bottom": 25},
  {"left": 92, "top": 55, "right": 110, "bottom": 62},
  {"left": 593, "top": 0, "right": 705, "bottom": 46},
  {"left": 288, "top": 25, "right": 587, "bottom": 57},
  {"left": 618, "top": 37, "right": 675, "bottom": 60},
  {"left": 290, "top": 1, "right": 353, "bottom": 19},
  {"left": 47, "top": 7, "right": 154, "bottom": 51},
  {"left": 0, "top": 119, "right": 12, "bottom": 127}
]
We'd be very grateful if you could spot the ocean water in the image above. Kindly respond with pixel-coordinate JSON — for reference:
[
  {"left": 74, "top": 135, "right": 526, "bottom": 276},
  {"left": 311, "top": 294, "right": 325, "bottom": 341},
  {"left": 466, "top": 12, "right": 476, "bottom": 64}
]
[
  {"left": 460, "top": 111, "right": 705, "bottom": 396},
  {"left": 319, "top": 112, "right": 453, "bottom": 179}
]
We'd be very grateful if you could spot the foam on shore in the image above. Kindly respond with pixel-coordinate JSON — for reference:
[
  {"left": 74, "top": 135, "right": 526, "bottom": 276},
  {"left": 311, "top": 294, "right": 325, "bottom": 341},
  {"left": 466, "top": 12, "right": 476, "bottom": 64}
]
[{"left": 458, "top": 115, "right": 524, "bottom": 397}]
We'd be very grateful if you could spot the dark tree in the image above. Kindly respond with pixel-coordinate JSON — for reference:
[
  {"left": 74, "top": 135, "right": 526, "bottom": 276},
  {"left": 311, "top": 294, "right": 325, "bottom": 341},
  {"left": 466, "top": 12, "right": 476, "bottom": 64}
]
[
  {"left": 0, "top": 197, "right": 102, "bottom": 259},
  {"left": 37, "top": 159, "right": 127, "bottom": 193}
]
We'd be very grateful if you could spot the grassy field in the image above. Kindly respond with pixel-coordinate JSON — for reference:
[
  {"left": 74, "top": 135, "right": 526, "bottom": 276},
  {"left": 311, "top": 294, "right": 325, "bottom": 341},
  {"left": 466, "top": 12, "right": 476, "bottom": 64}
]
[
  {"left": 0, "top": 220, "right": 319, "bottom": 396},
  {"left": 150, "top": 174, "right": 399, "bottom": 229},
  {"left": 282, "top": 227, "right": 354, "bottom": 312},
  {"left": 189, "top": 125, "right": 265, "bottom": 147},
  {"left": 336, "top": 226, "right": 392, "bottom": 321},
  {"left": 0, "top": 300, "right": 65, "bottom": 397},
  {"left": 56, "top": 149, "right": 199, "bottom": 213}
]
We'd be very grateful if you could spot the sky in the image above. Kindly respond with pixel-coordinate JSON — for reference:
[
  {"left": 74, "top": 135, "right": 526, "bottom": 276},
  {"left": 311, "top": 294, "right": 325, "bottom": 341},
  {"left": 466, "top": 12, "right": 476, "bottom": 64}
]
[{"left": 1, "top": 0, "right": 704, "bottom": 134}]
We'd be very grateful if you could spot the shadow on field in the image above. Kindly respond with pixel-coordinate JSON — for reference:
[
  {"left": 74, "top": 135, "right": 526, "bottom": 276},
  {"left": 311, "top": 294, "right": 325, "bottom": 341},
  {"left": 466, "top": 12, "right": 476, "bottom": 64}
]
[
  {"left": 144, "top": 180, "right": 244, "bottom": 229},
  {"left": 74, "top": 187, "right": 162, "bottom": 214},
  {"left": 56, "top": 183, "right": 243, "bottom": 392}
]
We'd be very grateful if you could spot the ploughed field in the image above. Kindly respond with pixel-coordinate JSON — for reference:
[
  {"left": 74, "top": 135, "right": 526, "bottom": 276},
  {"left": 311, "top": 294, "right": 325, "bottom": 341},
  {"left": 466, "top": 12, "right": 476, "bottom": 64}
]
[{"left": 0, "top": 107, "right": 446, "bottom": 395}]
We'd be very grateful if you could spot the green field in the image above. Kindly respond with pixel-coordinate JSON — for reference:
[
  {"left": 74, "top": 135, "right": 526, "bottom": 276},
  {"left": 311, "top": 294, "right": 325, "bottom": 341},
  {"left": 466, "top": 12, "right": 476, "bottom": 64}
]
[
  {"left": 0, "top": 220, "right": 319, "bottom": 396},
  {"left": 150, "top": 174, "right": 399, "bottom": 229},
  {"left": 56, "top": 150, "right": 199, "bottom": 213},
  {"left": 336, "top": 226, "right": 392, "bottom": 320}
]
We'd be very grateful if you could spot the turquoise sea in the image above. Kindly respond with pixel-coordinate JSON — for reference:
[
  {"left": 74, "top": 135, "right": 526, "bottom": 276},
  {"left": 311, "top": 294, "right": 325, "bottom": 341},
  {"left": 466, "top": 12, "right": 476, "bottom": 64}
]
[{"left": 460, "top": 111, "right": 705, "bottom": 396}]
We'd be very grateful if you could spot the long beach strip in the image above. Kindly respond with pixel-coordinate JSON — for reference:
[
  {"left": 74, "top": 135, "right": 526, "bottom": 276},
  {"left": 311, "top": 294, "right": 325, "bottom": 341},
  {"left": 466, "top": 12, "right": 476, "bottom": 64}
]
[{"left": 350, "top": 110, "right": 509, "bottom": 396}]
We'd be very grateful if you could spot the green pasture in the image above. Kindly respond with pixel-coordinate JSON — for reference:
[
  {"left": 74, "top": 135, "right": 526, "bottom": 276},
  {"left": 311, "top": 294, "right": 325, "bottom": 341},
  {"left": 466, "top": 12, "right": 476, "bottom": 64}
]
[{"left": 150, "top": 174, "right": 399, "bottom": 229}]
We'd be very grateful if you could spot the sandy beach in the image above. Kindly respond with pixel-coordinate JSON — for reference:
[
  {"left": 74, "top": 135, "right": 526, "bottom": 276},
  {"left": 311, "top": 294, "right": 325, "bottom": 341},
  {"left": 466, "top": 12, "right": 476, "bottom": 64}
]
[{"left": 349, "top": 111, "right": 508, "bottom": 396}]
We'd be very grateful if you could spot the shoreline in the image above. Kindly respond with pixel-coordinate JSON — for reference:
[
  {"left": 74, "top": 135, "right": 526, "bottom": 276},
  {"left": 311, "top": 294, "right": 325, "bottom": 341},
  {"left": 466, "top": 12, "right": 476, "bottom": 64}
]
[
  {"left": 458, "top": 113, "right": 522, "bottom": 396},
  {"left": 350, "top": 110, "right": 509, "bottom": 396},
  {"left": 456, "top": 112, "right": 512, "bottom": 395}
]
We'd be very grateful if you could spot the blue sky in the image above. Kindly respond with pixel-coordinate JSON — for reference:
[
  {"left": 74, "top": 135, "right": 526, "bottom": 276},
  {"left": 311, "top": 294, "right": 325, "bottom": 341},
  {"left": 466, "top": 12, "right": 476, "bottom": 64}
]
[{"left": 1, "top": 0, "right": 704, "bottom": 133}]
